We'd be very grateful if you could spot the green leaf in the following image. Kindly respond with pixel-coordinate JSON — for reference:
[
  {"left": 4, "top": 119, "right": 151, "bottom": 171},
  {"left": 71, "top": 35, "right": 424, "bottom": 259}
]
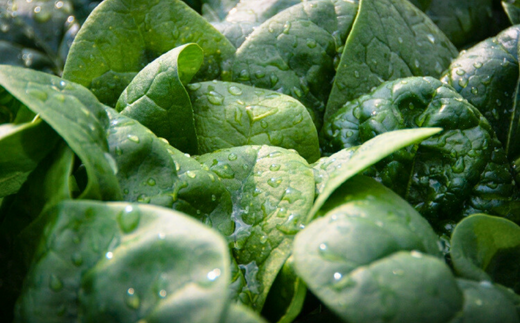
[
  {"left": 441, "top": 26, "right": 520, "bottom": 183},
  {"left": 308, "top": 127, "right": 441, "bottom": 223},
  {"left": 0, "top": 119, "right": 59, "bottom": 198},
  {"left": 321, "top": 76, "right": 520, "bottom": 234},
  {"left": 232, "top": 0, "right": 359, "bottom": 127},
  {"left": 197, "top": 145, "right": 315, "bottom": 311},
  {"left": 15, "top": 201, "right": 230, "bottom": 323},
  {"left": 211, "top": 21, "right": 259, "bottom": 48},
  {"left": 0, "top": 65, "right": 121, "bottom": 201},
  {"left": 452, "top": 279, "right": 520, "bottom": 323},
  {"left": 325, "top": 0, "right": 457, "bottom": 121},
  {"left": 62, "top": 0, "right": 235, "bottom": 107},
  {"left": 224, "top": 0, "right": 302, "bottom": 24},
  {"left": 105, "top": 107, "right": 234, "bottom": 236},
  {"left": 451, "top": 214, "right": 520, "bottom": 293},
  {"left": 261, "top": 255, "right": 306, "bottom": 323},
  {"left": 188, "top": 81, "right": 320, "bottom": 162},
  {"left": 503, "top": 0, "right": 520, "bottom": 25},
  {"left": 116, "top": 44, "right": 203, "bottom": 155},
  {"left": 221, "top": 303, "right": 268, "bottom": 323},
  {"left": 420, "top": 0, "right": 497, "bottom": 48}
]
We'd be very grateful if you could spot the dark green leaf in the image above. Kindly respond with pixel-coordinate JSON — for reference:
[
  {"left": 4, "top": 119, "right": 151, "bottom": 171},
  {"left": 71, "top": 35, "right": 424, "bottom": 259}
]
[
  {"left": 503, "top": 0, "right": 520, "bottom": 25},
  {"left": 232, "top": 0, "right": 359, "bottom": 127},
  {"left": 197, "top": 145, "right": 315, "bottom": 311},
  {"left": 451, "top": 214, "right": 520, "bottom": 293},
  {"left": 0, "top": 65, "right": 121, "bottom": 201},
  {"left": 15, "top": 201, "right": 230, "bottom": 323},
  {"left": 188, "top": 81, "right": 320, "bottom": 162},
  {"left": 116, "top": 44, "right": 203, "bottom": 155},
  {"left": 321, "top": 76, "right": 520, "bottom": 234},
  {"left": 309, "top": 127, "right": 441, "bottom": 223},
  {"left": 63, "top": 0, "right": 235, "bottom": 107},
  {"left": 325, "top": 0, "right": 457, "bottom": 121}
]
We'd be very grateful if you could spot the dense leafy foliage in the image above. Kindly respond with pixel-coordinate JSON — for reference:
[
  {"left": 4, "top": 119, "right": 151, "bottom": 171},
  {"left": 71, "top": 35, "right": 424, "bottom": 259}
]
[{"left": 1, "top": 0, "right": 520, "bottom": 322}]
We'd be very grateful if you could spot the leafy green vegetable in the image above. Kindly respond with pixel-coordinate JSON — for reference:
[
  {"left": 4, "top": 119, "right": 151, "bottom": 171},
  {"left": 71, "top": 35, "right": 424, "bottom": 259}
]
[
  {"left": 15, "top": 201, "right": 230, "bottom": 323},
  {"left": 197, "top": 145, "right": 315, "bottom": 310},
  {"left": 441, "top": 26, "right": 520, "bottom": 181},
  {"left": 503, "top": 0, "right": 520, "bottom": 25},
  {"left": 452, "top": 279, "right": 520, "bottom": 323},
  {"left": 0, "top": 65, "right": 121, "bottom": 201},
  {"left": 325, "top": 0, "right": 458, "bottom": 121},
  {"left": 63, "top": 0, "right": 235, "bottom": 107},
  {"left": 451, "top": 214, "right": 520, "bottom": 293},
  {"left": 294, "top": 176, "right": 460, "bottom": 322},
  {"left": 188, "top": 81, "right": 320, "bottom": 162},
  {"left": 116, "top": 44, "right": 203, "bottom": 155},
  {"left": 322, "top": 76, "right": 520, "bottom": 233}
]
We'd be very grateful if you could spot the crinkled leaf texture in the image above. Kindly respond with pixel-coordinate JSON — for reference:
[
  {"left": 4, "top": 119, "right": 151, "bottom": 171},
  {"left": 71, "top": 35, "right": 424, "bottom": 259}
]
[
  {"left": 15, "top": 201, "right": 230, "bottom": 323},
  {"left": 321, "top": 76, "right": 520, "bottom": 234},
  {"left": 188, "top": 81, "right": 320, "bottom": 162}
]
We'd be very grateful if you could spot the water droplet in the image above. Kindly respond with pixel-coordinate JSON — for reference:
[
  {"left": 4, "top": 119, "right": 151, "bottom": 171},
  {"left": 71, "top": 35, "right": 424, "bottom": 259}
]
[
  {"left": 479, "top": 280, "right": 492, "bottom": 288},
  {"left": 426, "top": 34, "right": 435, "bottom": 44},
  {"left": 207, "top": 91, "right": 224, "bottom": 105},
  {"left": 71, "top": 252, "right": 83, "bottom": 266},
  {"left": 187, "top": 83, "right": 201, "bottom": 91},
  {"left": 452, "top": 157, "right": 465, "bottom": 173},
  {"left": 354, "top": 70, "right": 360, "bottom": 78},
  {"left": 228, "top": 153, "right": 237, "bottom": 161},
  {"left": 458, "top": 78, "right": 468, "bottom": 88},
  {"left": 270, "top": 74, "right": 278, "bottom": 86},
  {"left": 267, "top": 177, "right": 282, "bottom": 188},
  {"left": 292, "top": 87, "right": 303, "bottom": 97},
  {"left": 471, "top": 87, "right": 478, "bottom": 95},
  {"left": 49, "top": 274, "right": 63, "bottom": 291},
  {"left": 283, "top": 21, "right": 291, "bottom": 34},
  {"left": 307, "top": 39, "right": 317, "bottom": 48},
  {"left": 106, "top": 251, "right": 113, "bottom": 259},
  {"left": 414, "top": 59, "right": 420, "bottom": 69},
  {"left": 33, "top": 6, "right": 41, "bottom": 13},
  {"left": 127, "top": 135, "right": 140, "bottom": 143},
  {"left": 239, "top": 69, "right": 250, "bottom": 81},
  {"left": 118, "top": 205, "right": 140, "bottom": 233},
  {"left": 186, "top": 170, "right": 196, "bottom": 178},
  {"left": 283, "top": 187, "right": 302, "bottom": 203},
  {"left": 475, "top": 299, "right": 483, "bottom": 306},
  {"left": 260, "top": 120, "right": 268, "bottom": 128},
  {"left": 410, "top": 250, "right": 422, "bottom": 258},
  {"left": 207, "top": 268, "right": 221, "bottom": 281},
  {"left": 456, "top": 69, "right": 465, "bottom": 76},
  {"left": 254, "top": 70, "right": 265, "bottom": 78},
  {"left": 397, "top": 37, "right": 403, "bottom": 44},
  {"left": 125, "top": 288, "right": 140, "bottom": 309},
  {"left": 55, "top": 1, "right": 64, "bottom": 9},
  {"left": 269, "top": 164, "right": 281, "bottom": 171},
  {"left": 26, "top": 88, "right": 48, "bottom": 101},
  {"left": 496, "top": 99, "right": 502, "bottom": 106},
  {"left": 158, "top": 289, "right": 167, "bottom": 298},
  {"left": 319, "top": 243, "right": 327, "bottom": 251},
  {"left": 228, "top": 86, "right": 242, "bottom": 96},
  {"left": 333, "top": 272, "right": 342, "bottom": 280}
]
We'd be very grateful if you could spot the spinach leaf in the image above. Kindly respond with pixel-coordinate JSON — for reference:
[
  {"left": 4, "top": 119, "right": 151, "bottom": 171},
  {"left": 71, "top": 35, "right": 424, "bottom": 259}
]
[
  {"left": 0, "top": 118, "right": 59, "bottom": 198},
  {"left": 106, "top": 107, "right": 234, "bottom": 236},
  {"left": 321, "top": 76, "right": 520, "bottom": 234},
  {"left": 325, "top": 0, "right": 458, "bottom": 121},
  {"left": 187, "top": 81, "right": 320, "bottom": 162},
  {"left": 0, "top": 65, "right": 121, "bottom": 201},
  {"left": 261, "top": 255, "right": 306, "bottom": 323},
  {"left": 452, "top": 279, "right": 520, "bottom": 323},
  {"left": 116, "top": 44, "right": 203, "bottom": 155},
  {"left": 15, "top": 201, "right": 230, "bottom": 323},
  {"left": 441, "top": 26, "right": 520, "bottom": 181},
  {"left": 451, "top": 214, "right": 520, "bottom": 293},
  {"left": 417, "top": 0, "right": 497, "bottom": 48},
  {"left": 62, "top": 0, "right": 235, "bottom": 107},
  {"left": 197, "top": 145, "right": 315, "bottom": 311},
  {"left": 294, "top": 176, "right": 460, "bottom": 322},
  {"left": 503, "top": 0, "right": 520, "bottom": 25},
  {"left": 232, "top": 0, "right": 359, "bottom": 127},
  {"left": 309, "top": 127, "right": 441, "bottom": 223},
  {"left": 222, "top": 303, "right": 268, "bottom": 323}
]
